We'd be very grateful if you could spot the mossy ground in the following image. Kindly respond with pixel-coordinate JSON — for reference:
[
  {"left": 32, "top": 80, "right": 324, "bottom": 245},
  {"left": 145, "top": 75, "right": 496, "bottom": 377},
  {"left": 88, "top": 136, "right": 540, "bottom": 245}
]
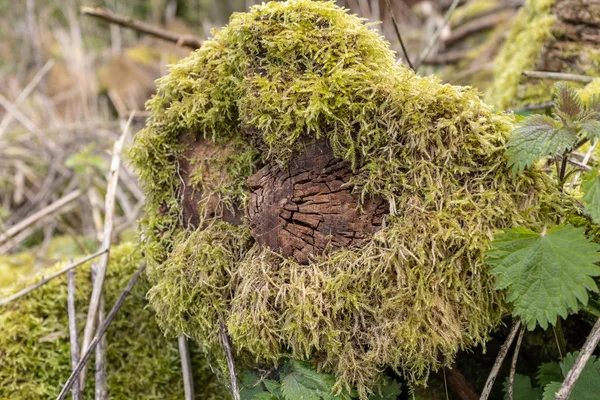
[
  {"left": 0, "top": 242, "right": 229, "bottom": 400},
  {"left": 131, "top": 1, "right": 570, "bottom": 397}
]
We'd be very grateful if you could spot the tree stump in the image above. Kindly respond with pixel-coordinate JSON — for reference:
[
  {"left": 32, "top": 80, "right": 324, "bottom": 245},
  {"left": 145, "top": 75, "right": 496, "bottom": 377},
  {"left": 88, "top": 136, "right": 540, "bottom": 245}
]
[{"left": 247, "top": 139, "right": 388, "bottom": 264}]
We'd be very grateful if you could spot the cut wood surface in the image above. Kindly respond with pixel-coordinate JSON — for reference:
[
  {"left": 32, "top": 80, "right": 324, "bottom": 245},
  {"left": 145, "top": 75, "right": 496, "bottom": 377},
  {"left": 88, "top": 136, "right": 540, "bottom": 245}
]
[{"left": 247, "top": 139, "right": 388, "bottom": 264}]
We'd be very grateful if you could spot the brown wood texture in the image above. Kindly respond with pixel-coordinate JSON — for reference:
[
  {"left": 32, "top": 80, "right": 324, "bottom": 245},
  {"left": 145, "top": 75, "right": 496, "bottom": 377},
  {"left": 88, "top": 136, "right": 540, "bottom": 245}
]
[{"left": 247, "top": 139, "right": 388, "bottom": 264}]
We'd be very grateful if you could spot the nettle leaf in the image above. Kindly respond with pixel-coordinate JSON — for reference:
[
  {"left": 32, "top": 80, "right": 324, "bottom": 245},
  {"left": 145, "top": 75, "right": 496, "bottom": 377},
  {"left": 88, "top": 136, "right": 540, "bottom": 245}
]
[
  {"left": 280, "top": 360, "right": 345, "bottom": 400},
  {"left": 543, "top": 353, "right": 600, "bottom": 400},
  {"left": 542, "top": 381, "right": 561, "bottom": 400},
  {"left": 555, "top": 82, "right": 583, "bottom": 122},
  {"left": 536, "top": 362, "right": 562, "bottom": 388},
  {"left": 503, "top": 374, "right": 543, "bottom": 400},
  {"left": 581, "top": 119, "right": 600, "bottom": 140},
  {"left": 506, "top": 115, "right": 577, "bottom": 174},
  {"left": 369, "top": 377, "right": 402, "bottom": 400},
  {"left": 240, "top": 371, "right": 269, "bottom": 400},
  {"left": 487, "top": 225, "right": 600, "bottom": 330},
  {"left": 581, "top": 169, "right": 600, "bottom": 223}
]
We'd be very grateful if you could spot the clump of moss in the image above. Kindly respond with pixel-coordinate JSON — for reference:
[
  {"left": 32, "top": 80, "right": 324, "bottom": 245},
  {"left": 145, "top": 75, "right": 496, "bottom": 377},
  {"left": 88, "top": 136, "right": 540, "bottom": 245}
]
[
  {"left": 0, "top": 243, "right": 228, "bottom": 399},
  {"left": 486, "top": 0, "right": 556, "bottom": 109},
  {"left": 131, "top": 0, "right": 569, "bottom": 397}
]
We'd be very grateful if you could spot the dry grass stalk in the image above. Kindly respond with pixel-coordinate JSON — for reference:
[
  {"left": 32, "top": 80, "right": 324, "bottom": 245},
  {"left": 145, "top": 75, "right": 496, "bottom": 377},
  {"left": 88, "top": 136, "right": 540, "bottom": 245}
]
[
  {"left": 56, "top": 262, "right": 147, "bottom": 400},
  {"left": 67, "top": 259, "right": 81, "bottom": 400},
  {"left": 80, "top": 113, "right": 134, "bottom": 389},
  {"left": 178, "top": 336, "right": 195, "bottom": 400}
]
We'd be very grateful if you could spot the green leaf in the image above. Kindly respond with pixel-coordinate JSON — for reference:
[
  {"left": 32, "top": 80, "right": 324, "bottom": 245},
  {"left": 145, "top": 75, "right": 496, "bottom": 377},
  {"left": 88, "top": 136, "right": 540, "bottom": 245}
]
[
  {"left": 503, "top": 374, "right": 543, "bottom": 400},
  {"left": 264, "top": 379, "right": 283, "bottom": 397},
  {"left": 487, "top": 225, "right": 600, "bottom": 330},
  {"left": 582, "top": 169, "right": 600, "bottom": 223},
  {"left": 559, "top": 352, "right": 600, "bottom": 400},
  {"left": 241, "top": 371, "right": 268, "bottom": 400},
  {"left": 253, "top": 393, "right": 278, "bottom": 400},
  {"left": 280, "top": 360, "right": 345, "bottom": 400},
  {"left": 506, "top": 116, "right": 577, "bottom": 174},
  {"left": 536, "top": 362, "right": 562, "bottom": 388},
  {"left": 555, "top": 82, "right": 583, "bottom": 122},
  {"left": 369, "top": 376, "right": 402, "bottom": 400},
  {"left": 542, "top": 381, "right": 560, "bottom": 400}
]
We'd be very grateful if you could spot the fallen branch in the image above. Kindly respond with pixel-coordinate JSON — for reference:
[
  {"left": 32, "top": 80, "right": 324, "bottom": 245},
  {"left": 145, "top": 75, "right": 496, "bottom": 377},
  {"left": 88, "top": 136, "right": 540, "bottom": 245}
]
[
  {"left": 219, "top": 320, "right": 241, "bottom": 400},
  {"left": 67, "top": 265, "right": 81, "bottom": 400},
  {"left": 80, "top": 6, "right": 203, "bottom": 49},
  {"left": 522, "top": 71, "right": 594, "bottom": 84},
  {"left": 178, "top": 336, "right": 195, "bottom": 400},
  {"left": 80, "top": 113, "right": 133, "bottom": 388},
  {"left": 555, "top": 317, "right": 600, "bottom": 400},
  {"left": 56, "top": 262, "right": 146, "bottom": 400},
  {"left": 0, "top": 189, "right": 82, "bottom": 245},
  {"left": 0, "top": 248, "right": 107, "bottom": 306},
  {"left": 480, "top": 320, "right": 522, "bottom": 400},
  {"left": 510, "top": 101, "right": 556, "bottom": 113},
  {"left": 421, "top": 49, "right": 468, "bottom": 65},
  {"left": 451, "top": 0, "right": 524, "bottom": 28},
  {"left": 443, "top": 13, "right": 510, "bottom": 47}
]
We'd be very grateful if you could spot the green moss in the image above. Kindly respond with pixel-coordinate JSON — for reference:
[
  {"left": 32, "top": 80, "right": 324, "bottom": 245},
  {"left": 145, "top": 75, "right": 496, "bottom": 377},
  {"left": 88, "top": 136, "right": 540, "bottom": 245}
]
[
  {"left": 486, "top": 0, "right": 556, "bottom": 109},
  {"left": 579, "top": 78, "right": 600, "bottom": 103},
  {"left": 130, "top": 1, "right": 570, "bottom": 397},
  {"left": 449, "top": 0, "right": 498, "bottom": 27},
  {"left": 0, "top": 243, "right": 229, "bottom": 399}
]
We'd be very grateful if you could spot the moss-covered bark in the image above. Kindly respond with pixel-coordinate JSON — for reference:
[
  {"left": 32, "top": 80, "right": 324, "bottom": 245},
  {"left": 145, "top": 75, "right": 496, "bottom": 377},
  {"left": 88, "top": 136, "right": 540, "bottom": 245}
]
[
  {"left": 0, "top": 243, "right": 229, "bottom": 399},
  {"left": 487, "top": 0, "right": 600, "bottom": 110},
  {"left": 130, "top": 1, "right": 572, "bottom": 397}
]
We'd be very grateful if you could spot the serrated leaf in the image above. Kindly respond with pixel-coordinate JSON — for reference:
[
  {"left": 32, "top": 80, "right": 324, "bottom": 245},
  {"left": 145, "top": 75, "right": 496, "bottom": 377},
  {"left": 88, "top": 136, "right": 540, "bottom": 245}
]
[
  {"left": 581, "top": 119, "right": 600, "bottom": 141},
  {"left": 542, "top": 381, "right": 560, "bottom": 400},
  {"left": 556, "top": 82, "right": 583, "bottom": 121},
  {"left": 487, "top": 225, "right": 600, "bottom": 330},
  {"left": 506, "top": 116, "right": 577, "bottom": 174},
  {"left": 280, "top": 360, "right": 343, "bottom": 400},
  {"left": 264, "top": 379, "right": 282, "bottom": 397},
  {"left": 503, "top": 374, "right": 543, "bottom": 400},
  {"left": 581, "top": 169, "right": 600, "bottom": 223},
  {"left": 559, "top": 352, "right": 600, "bottom": 400},
  {"left": 253, "top": 393, "right": 278, "bottom": 400},
  {"left": 536, "top": 362, "right": 562, "bottom": 388},
  {"left": 241, "top": 371, "right": 268, "bottom": 400},
  {"left": 369, "top": 376, "right": 402, "bottom": 400}
]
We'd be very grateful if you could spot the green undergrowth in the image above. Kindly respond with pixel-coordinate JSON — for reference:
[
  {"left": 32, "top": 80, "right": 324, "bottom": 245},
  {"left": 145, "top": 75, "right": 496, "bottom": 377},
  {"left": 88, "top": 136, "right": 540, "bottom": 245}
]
[
  {"left": 130, "top": 0, "right": 573, "bottom": 397},
  {"left": 0, "top": 242, "right": 228, "bottom": 400},
  {"left": 486, "top": 0, "right": 556, "bottom": 109}
]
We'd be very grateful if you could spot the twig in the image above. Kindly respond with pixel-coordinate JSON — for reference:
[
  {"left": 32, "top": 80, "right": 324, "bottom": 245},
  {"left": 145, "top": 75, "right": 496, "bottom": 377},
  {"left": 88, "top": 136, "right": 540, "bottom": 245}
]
[
  {"left": 67, "top": 262, "right": 81, "bottom": 400},
  {"left": 178, "top": 336, "right": 195, "bottom": 400},
  {"left": 384, "top": 0, "right": 414, "bottom": 71},
  {"left": 80, "top": 7, "right": 203, "bottom": 49},
  {"left": 445, "top": 365, "right": 479, "bottom": 400},
  {"left": 479, "top": 320, "right": 522, "bottom": 400},
  {"left": 507, "top": 325, "right": 526, "bottom": 400},
  {"left": 450, "top": 0, "right": 524, "bottom": 27},
  {"left": 415, "top": 0, "right": 461, "bottom": 69},
  {"left": 510, "top": 101, "right": 556, "bottom": 113},
  {"left": 93, "top": 264, "right": 108, "bottom": 400},
  {"left": 555, "top": 317, "right": 600, "bottom": 400},
  {"left": 0, "top": 189, "right": 82, "bottom": 245},
  {"left": 80, "top": 113, "right": 133, "bottom": 387},
  {"left": 0, "top": 249, "right": 107, "bottom": 306},
  {"left": 0, "top": 59, "right": 54, "bottom": 138},
  {"left": 56, "top": 262, "right": 146, "bottom": 400},
  {"left": 421, "top": 49, "right": 469, "bottom": 65},
  {"left": 570, "top": 139, "right": 598, "bottom": 189},
  {"left": 219, "top": 320, "right": 241, "bottom": 400},
  {"left": 0, "top": 93, "right": 44, "bottom": 136},
  {"left": 443, "top": 13, "right": 510, "bottom": 47},
  {"left": 522, "top": 71, "right": 594, "bottom": 84}
]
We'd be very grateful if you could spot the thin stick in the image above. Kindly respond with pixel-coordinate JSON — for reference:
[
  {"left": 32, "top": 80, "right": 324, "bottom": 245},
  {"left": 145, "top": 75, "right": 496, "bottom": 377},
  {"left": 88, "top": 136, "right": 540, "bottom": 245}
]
[
  {"left": 80, "top": 7, "right": 203, "bottom": 49},
  {"left": 67, "top": 263, "right": 81, "bottom": 400},
  {"left": 0, "top": 59, "right": 54, "bottom": 138},
  {"left": 507, "top": 325, "right": 525, "bottom": 400},
  {"left": 93, "top": 264, "right": 108, "bottom": 400},
  {"left": 219, "top": 320, "right": 241, "bottom": 400},
  {"left": 570, "top": 139, "right": 598, "bottom": 189},
  {"left": 56, "top": 262, "right": 146, "bottom": 400},
  {"left": 522, "top": 71, "right": 594, "bottom": 84},
  {"left": 510, "top": 101, "right": 556, "bottom": 113},
  {"left": 384, "top": 0, "right": 414, "bottom": 71},
  {"left": 479, "top": 320, "right": 522, "bottom": 400},
  {"left": 178, "top": 336, "right": 195, "bottom": 400},
  {"left": 555, "top": 317, "right": 600, "bottom": 400},
  {"left": 80, "top": 113, "right": 133, "bottom": 387},
  {"left": 415, "top": 0, "right": 461, "bottom": 70},
  {"left": 0, "top": 249, "right": 108, "bottom": 306},
  {"left": 0, "top": 189, "right": 82, "bottom": 245},
  {"left": 0, "top": 93, "right": 44, "bottom": 136}
]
